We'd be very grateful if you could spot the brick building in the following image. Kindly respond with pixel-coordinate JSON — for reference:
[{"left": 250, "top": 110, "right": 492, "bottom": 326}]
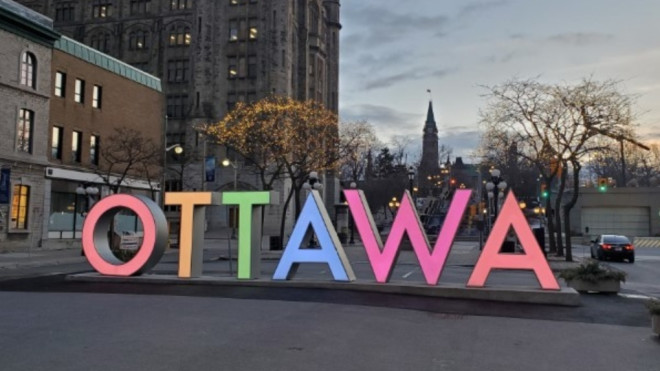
[
  {"left": 0, "top": 0, "right": 59, "bottom": 252},
  {"left": 16, "top": 0, "right": 342, "bottom": 238},
  {"left": 45, "top": 36, "right": 163, "bottom": 247}
]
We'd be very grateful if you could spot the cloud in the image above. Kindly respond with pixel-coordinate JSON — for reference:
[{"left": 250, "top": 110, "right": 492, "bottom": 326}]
[
  {"left": 546, "top": 32, "right": 614, "bottom": 46},
  {"left": 439, "top": 129, "right": 482, "bottom": 160},
  {"left": 362, "top": 67, "right": 458, "bottom": 91},
  {"left": 457, "top": 0, "right": 509, "bottom": 19},
  {"left": 342, "top": 6, "right": 451, "bottom": 50}
]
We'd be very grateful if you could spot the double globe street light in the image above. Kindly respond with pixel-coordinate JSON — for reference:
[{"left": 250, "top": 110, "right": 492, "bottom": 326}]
[{"left": 485, "top": 168, "right": 508, "bottom": 228}]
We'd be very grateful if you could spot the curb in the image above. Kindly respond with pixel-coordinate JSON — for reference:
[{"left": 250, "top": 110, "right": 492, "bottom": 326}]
[{"left": 67, "top": 272, "right": 582, "bottom": 307}]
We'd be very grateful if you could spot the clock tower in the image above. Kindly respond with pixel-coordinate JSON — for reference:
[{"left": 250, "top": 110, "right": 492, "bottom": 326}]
[{"left": 419, "top": 101, "right": 440, "bottom": 194}]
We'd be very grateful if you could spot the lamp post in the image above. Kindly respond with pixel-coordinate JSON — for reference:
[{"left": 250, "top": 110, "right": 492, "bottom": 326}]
[
  {"left": 303, "top": 171, "right": 324, "bottom": 247},
  {"left": 486, "top": 167, "right": 507, "bottom": 235},
  {"left": 388, "top": 196, "right": 400, "bottom": 219},
  {"left": 222, "top": 158, "right": 239, "bottom": 239},
  {"left": 75, "top": 183, "right": 100, "bottom": 240},
  {"left": 349, "top": 181, "right": 357, "bottom": 244},
  {"left": 407, "top": 166, "right": 415, "bottom": 198}
]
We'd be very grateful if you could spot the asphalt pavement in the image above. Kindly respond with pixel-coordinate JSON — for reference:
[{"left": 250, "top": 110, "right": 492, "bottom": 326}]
[{"left": 1, "top": 239, "right": 659, "bottom": 370}]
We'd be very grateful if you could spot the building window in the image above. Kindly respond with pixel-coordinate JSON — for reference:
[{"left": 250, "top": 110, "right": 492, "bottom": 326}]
[
  {"left": 228, "top": 58, "right": 237, "bottom": 78},
  {"left": 72, "top": 130, "right": 82, "bottom": 163},
  {"left": 164, "top": 180, "right": 182, "bottom": 212},
  {"left": 129, "top": 30, "right": 148, "bottom": 50},
  {"left": 170, "top": 0, "right": 193, "bottom": 10},
  {"left": 169, "top": 25, "right": 191, "bottom": 46},
  {"left": 92, "top": 1, "right": 113, "bottom": 18},
  {"left": 74, "top": 79, "right": 85, "bottom": 103},
  {"left": 90, "top": 32, "right": 111, "bottom": 53},
  {"left": 229, "top": 20, "right": 238, "bottom": 41},
  {"left": 90, "top": 135, "right": 100, "bottom": 166},
  {"left": 52, "top": 126, "right": 63, "bottom": 160},
  {"left": 166, "top": 95, "right": 188, "bottom": 118},
  {"left": 16, "top": 109, "right": 33, "bottom": 153},
  {"left": 55, "top": 71, "right": 66, "bottom": 97},
  {"left": 130, "top": 0, "right": 150, "bottom": 15},
  {"left": 20, "top": 52, "right": 36, "bottom": 89},
  {"left": 248, "top": 55, "right": 257, "bottom": 78},
  {"left": 55, "top": 2, "right": 75, "bottom": 21},
  {"left": 93, "top": 85, "right": 103, "bottom": 109},
  {"left": 248, "top": 21, "right": 258, "bottom": 40},
  {"left": 10, "top": 185, "right": 30, "bottom": 230},
  {"left": 167, "top": 59, "right": 189, "bottom": 83}
]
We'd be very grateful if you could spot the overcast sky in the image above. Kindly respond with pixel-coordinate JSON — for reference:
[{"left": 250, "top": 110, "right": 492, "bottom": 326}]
[{"left": 339, "top": 0, "right": 660, "bottom": 161}]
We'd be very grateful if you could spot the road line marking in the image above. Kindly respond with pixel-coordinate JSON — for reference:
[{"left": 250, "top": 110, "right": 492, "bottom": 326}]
[
  {"left": 619, "top": 293, "right": 654, "bottom": 300},
  {"left": 402, "top": 269, "right": 416, "bottom": 279}
]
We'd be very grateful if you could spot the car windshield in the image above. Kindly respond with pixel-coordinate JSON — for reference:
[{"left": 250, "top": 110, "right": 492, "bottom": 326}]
[{"left": 603, "top": 236, "right": 630, "bottom": 244}]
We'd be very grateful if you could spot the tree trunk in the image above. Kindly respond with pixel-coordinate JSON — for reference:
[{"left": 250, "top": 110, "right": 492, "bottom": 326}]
[
  {"left": 546, "top": 197, "right": 556, "bottom": 254},
  {"left": 279, "top": 185, "right": 295, "bottom": 249},
  {"left": 554, "top": 164, "right": 568, "bottom": 257},
  {"left": 563, "top": 160, "right": 582, "bottom": 262}
]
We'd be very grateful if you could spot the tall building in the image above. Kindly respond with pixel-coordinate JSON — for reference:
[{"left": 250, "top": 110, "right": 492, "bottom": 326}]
[
  {"left": 15, "top": 0, "right": 341, "bottom": 239},
  {"left": 418, "top": 101, "right": 440, "bottom": 194}
]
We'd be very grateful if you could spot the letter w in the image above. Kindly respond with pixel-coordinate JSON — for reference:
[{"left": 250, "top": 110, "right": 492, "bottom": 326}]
[{"left": 344, "top": 189, "right": 471, "bottom": 285}]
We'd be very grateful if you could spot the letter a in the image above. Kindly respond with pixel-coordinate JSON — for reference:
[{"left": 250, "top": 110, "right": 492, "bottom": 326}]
[
  {"left": 468, "top": 191, "right": 560, "bottom": 290},
  {"left": 273, "top": 191, "right": 355, "bottom": 281}
]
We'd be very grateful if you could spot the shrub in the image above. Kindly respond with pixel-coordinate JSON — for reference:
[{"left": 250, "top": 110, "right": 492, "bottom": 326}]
[
  {"left": 646, "top": 299, "right": 660, "bottom": 315},
  {"left": 559, "top": 260, "right": 626, "bottom": 284}
]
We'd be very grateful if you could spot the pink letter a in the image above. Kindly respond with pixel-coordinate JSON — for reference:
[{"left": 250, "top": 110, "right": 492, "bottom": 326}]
[{"left": 467, "top": 191, "right": 559, "bottom": 290}]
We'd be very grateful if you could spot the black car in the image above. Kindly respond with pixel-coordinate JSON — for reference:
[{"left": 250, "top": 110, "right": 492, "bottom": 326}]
[{"left": 590, "top": 234, "right": 635, "bottom": 263}]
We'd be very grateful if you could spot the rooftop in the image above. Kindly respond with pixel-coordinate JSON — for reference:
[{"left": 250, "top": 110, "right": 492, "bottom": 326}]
[
  {"left": 54, "top": 36, "right": 162, "bottom": 92},
  {"left": 0, "top": 0, "right": 52, "bottom": 29}
]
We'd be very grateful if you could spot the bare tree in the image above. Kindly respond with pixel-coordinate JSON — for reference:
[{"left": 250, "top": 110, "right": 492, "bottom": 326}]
[
  {"left": 98, "top": 127, "right": 160, "bottom": 194},
  {"left": 338, "top": 120, "right": 381, "bottom": 183},
  {"left": 479, "top": 78, "right": 642, "bottom": 260}
]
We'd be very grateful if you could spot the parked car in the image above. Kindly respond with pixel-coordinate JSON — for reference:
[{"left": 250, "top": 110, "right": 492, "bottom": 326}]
[{"left": 590, "top": 234, "right": 635, "bottom": 263}]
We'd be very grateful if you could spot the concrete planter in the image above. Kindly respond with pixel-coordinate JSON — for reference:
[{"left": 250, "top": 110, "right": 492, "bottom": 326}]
[
  {"left": 653, "top": 315, "right": 660, "bottom": 335},
  {"left": 566, "top": 279, "right": 621, "bottom": 294}
]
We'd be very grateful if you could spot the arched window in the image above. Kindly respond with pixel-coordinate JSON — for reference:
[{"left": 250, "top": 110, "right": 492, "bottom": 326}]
[
  {"left": 20, "top": 52, "right": 36, "bottom": 89},
  {"left": 169, "top": 25, "right": 191, "bottom": 46},
  {"left": 129, "top": 30, "right": 148, "bottom": 50},
  {"left": 91, "top": 32, "right": 112, "bottom": 53}
]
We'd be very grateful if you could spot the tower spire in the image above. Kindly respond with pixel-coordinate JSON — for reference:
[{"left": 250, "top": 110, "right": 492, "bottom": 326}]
[{"left": 425, "top": 100, "right": 437, "bottom": 131}]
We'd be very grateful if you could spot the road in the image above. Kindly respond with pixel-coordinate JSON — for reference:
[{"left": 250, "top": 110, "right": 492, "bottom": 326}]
[
  {"left": 0, "top": 273, "right": 658, "bottom": 371},
  {"left": 1, "top": 244, "right": 659, "bottom": 370},
  {"left": 572, "top": 245, "right": 660, "bottom": 298}
]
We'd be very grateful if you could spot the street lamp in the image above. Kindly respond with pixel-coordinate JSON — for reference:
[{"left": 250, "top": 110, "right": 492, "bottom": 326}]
[
  {"left": 349, "top": 181, "right": 357, "bottom": 244},
  {"left": 302, "top": 171, "right": 324, "bottom": 192},
  {"left": 75, "top": 183, "right": 100, "bottom": 214},
  {"left": 166, "top": 144, "right": 183, "bottom": 155},
  {"left": 407, "top": 166, "right": 415, "bottom": 196},
  {"left": 303, "top": 171, "right": 323, "bottom": 247},
  {"left": 222, "top": 158, "right": 239, "bottom": 239},
  {"left": 485, "top": 168, "right": 508, "bottom": 229},
  {"left": 388, "top": 196, "right": 400, "bottom": 218}
]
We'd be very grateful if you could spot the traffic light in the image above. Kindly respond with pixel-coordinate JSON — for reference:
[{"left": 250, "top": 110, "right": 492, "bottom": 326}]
[
  {"left": 598, "top": 178, "right": 608, "bottom": 192},
  {"left": 540, "top": 183, "right": 549, "bottom": 198}
]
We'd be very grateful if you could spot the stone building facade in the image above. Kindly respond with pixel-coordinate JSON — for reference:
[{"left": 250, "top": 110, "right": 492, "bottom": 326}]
[
  {"left": 0, "top": 0, "right": 59, "bottom": 252},
  {"left": 17, "top": 0, "right": 342, "bottom": 239}
]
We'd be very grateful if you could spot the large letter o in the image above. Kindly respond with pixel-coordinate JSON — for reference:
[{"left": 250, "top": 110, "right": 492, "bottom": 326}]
[{"left": 82, "top": 194, "right": 168, "bottom": 276}]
